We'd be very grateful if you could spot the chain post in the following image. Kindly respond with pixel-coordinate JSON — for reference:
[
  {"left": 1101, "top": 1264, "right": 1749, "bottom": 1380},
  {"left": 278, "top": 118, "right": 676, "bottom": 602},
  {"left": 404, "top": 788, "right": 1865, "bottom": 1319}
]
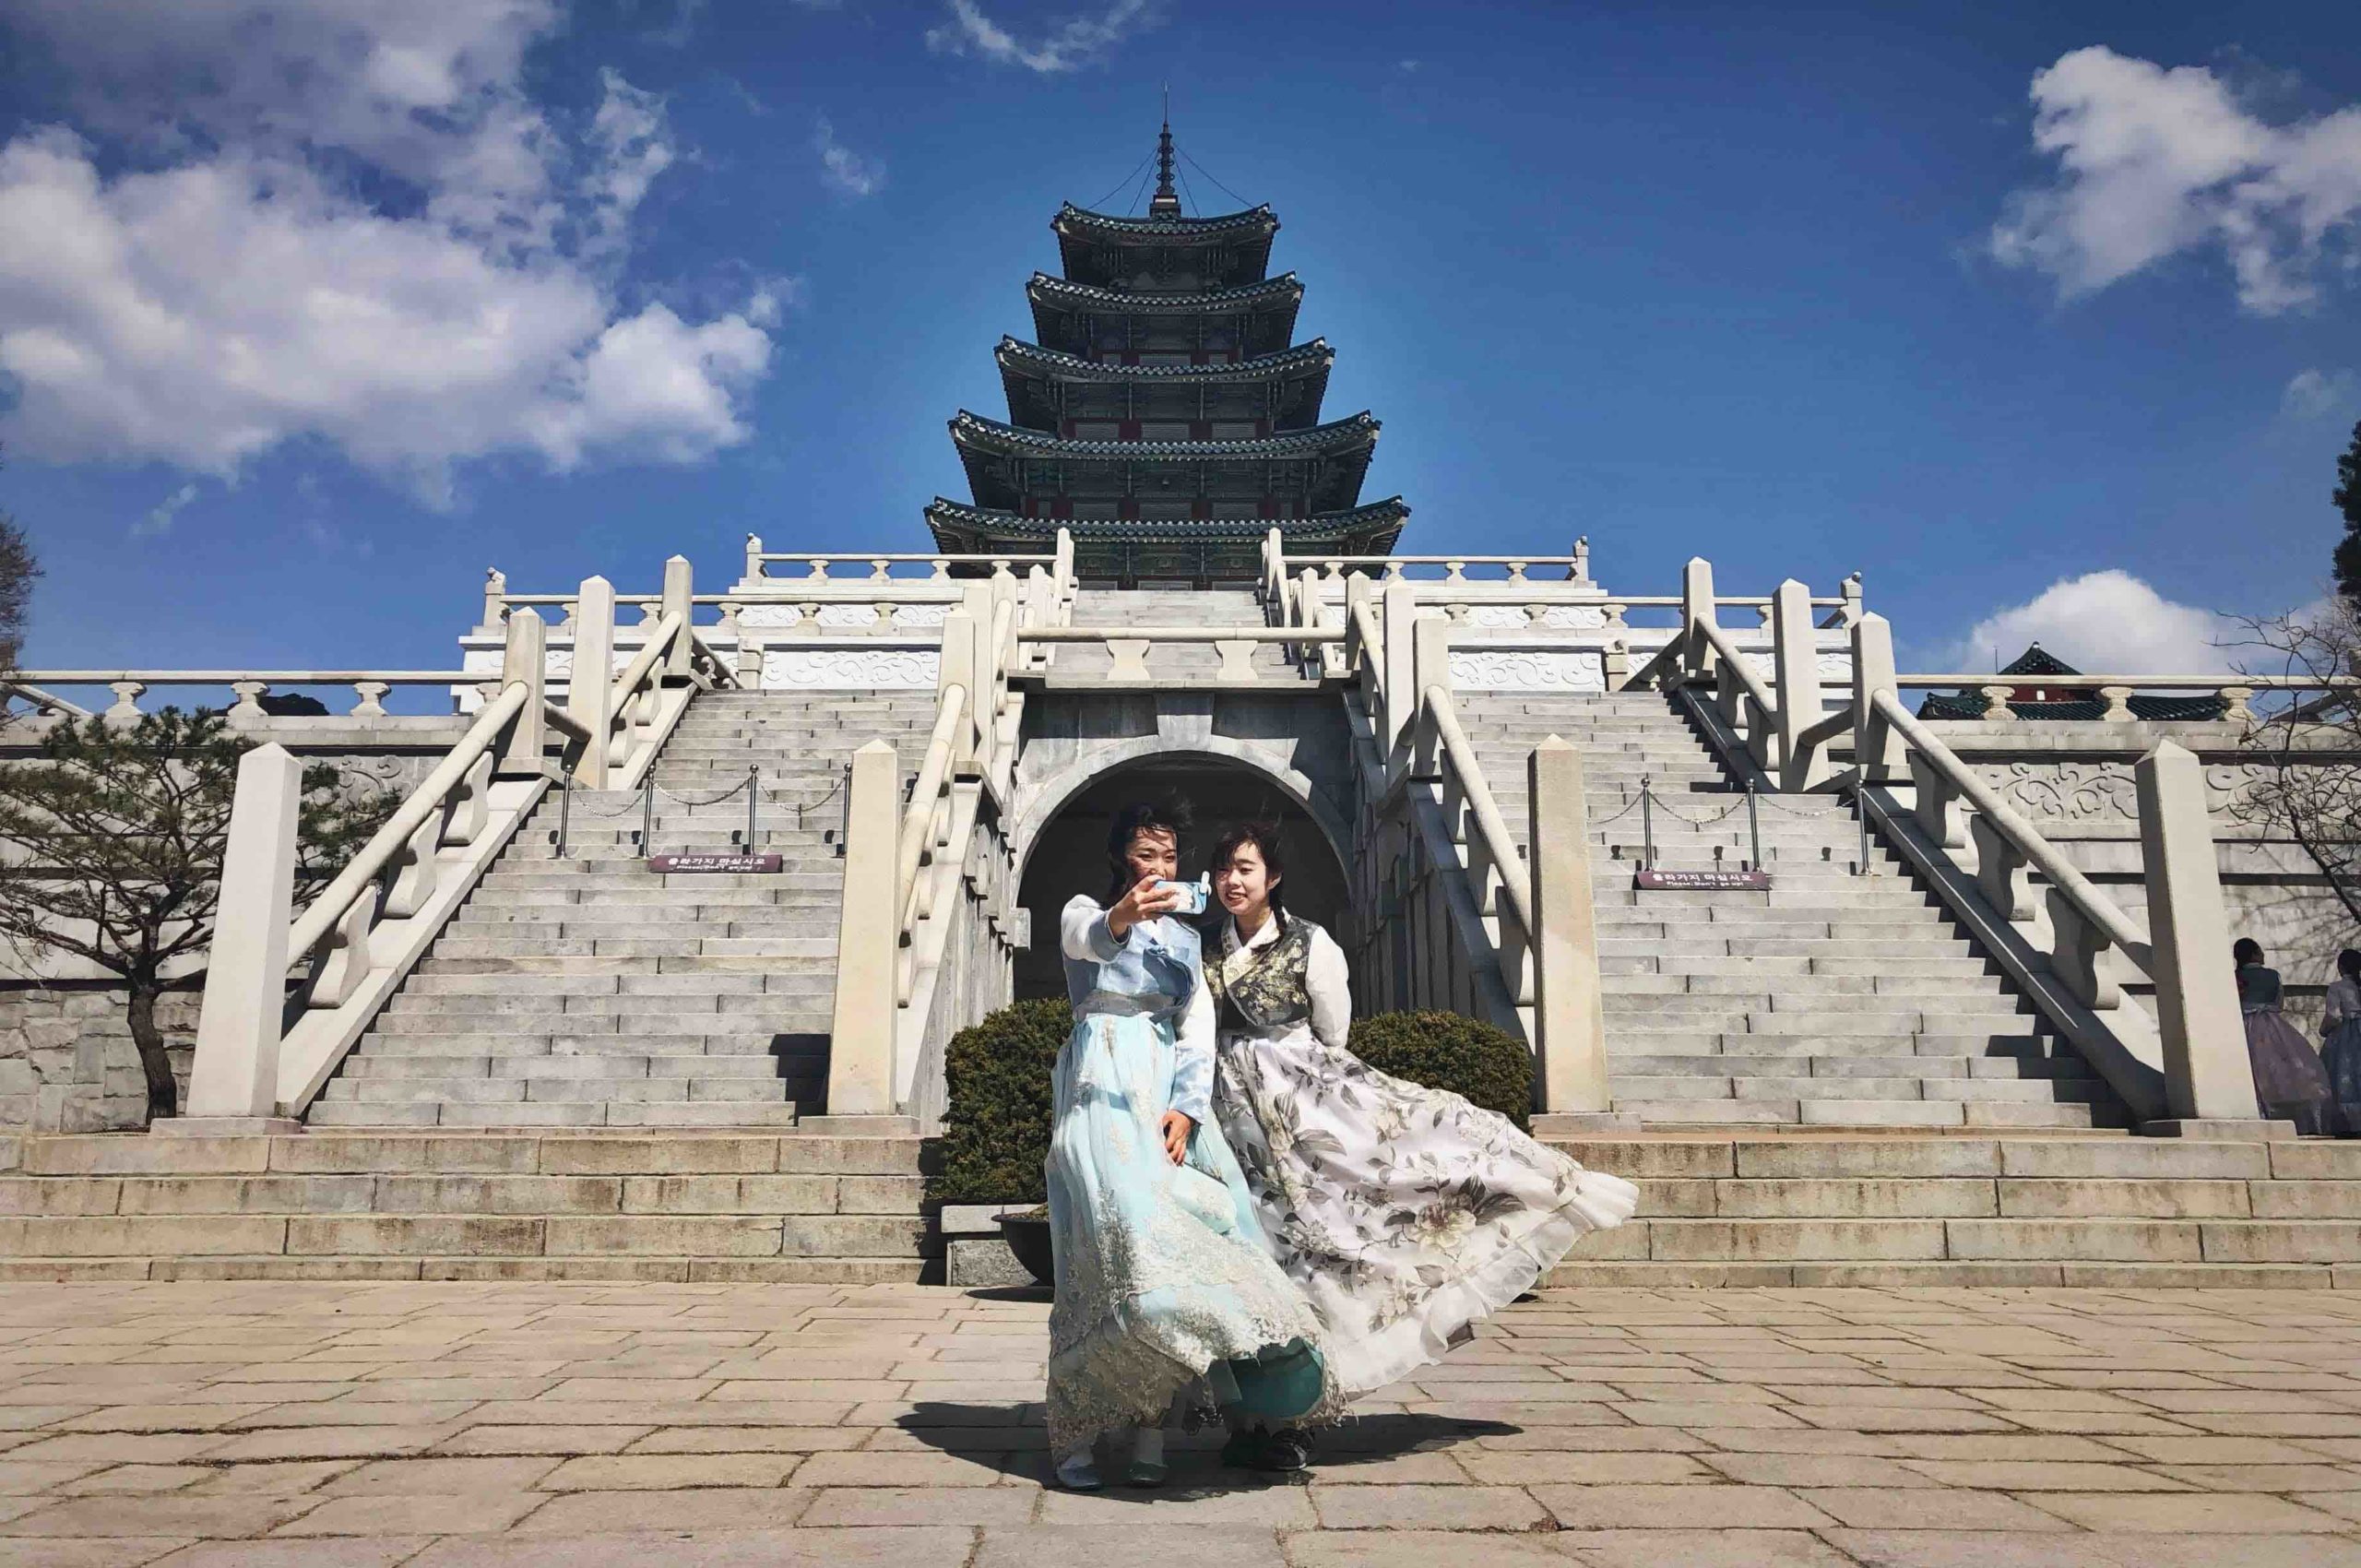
[
  {"left": 555, "top": 770, "right": 572, "bottom": 859},
  {"left": 640, "top": 782, "right": 653, "bottom": 855},
  {"left": 836, "top": 759, "right": 852, "bottom": 858},
  {"left": 1746, "top": 779, "right": 1762, "bottom": 873},
  {"left": 747, "top": 765, "right": 759, "bottom": 849},
  {"left": 1857, "top": 786, "right": 1871, "bottom": 876},
  {"left": 1640, "top": 776, "right": 1655, "bottom": 870}
]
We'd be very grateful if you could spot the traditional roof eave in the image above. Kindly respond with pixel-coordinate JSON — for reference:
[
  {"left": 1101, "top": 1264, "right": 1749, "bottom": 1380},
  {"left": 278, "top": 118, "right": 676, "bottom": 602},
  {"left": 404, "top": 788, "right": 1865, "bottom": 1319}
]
[
  {"left": 949, "top": 410, "right": 1376, "bottom": 462},
  {"left": 926, "top": 495, "right": 1410, "bottom": 541},
  {"left": 993, "top": 338, "right": 1333, "bottom": 384},
  {"left": 1026, "top": 271, "right": 1303, "bottom": 315},
  {"left": 1052, "top": 202, "right": 1278, "bottom": 243}
]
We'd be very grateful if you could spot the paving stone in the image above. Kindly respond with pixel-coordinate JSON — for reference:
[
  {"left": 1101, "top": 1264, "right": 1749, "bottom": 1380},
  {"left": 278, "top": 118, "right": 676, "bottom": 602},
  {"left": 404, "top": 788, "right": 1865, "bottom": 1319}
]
[
  {"left": 1286, "top": 1526, "right": 1567, "bottom": 1564},
  {"left": 2025, "top": 1491, "right": 2345, "bottom": 1532},
  {"left": 1529, "top": 1482, "right": 1834, "bottom": 1529},
  {"left": 539, "top": 1454, "right": 798, "bottom": 1491},
  {"left": 274, "top": 1491, "right": 547, "bottom": 1534},
  {"left": 798, "top": 1485, "right": 1035, "bottom": 1525},
  {"left": 1547, "top": 1529, "right": 1861, "bottom": 1567},
  {"left": 510, "top": 1488, "right": 815, "bottom": 1532},
  {"left": 152, "top": 1541, "right": 438, "bottom": 1567},
  {"left": 407, "top": 1526, "right": 974, "bottom": 1566}
]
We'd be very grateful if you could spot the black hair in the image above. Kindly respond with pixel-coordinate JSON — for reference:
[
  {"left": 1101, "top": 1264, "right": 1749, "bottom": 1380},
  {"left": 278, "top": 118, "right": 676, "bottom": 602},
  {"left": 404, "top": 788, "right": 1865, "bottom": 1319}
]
[
  {"left": 1105, "top": 794, "right": 1192, "bottom": 904},
  {"left": 2340, "top": 949, "right": 2361, "bottom": 982},
  {"left": 1211, "top": 819, "right": 1288, "bottom": 933},
  {"left": 2233, "top": 937, "right": 2265, "bottom": 968}
]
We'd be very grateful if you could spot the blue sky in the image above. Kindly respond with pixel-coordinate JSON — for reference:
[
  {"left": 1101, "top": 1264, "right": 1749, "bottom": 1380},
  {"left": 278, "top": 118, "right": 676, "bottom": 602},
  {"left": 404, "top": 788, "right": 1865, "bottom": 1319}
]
[{"left": 2, "top": 0, "right": 2358, "bottom": 699}]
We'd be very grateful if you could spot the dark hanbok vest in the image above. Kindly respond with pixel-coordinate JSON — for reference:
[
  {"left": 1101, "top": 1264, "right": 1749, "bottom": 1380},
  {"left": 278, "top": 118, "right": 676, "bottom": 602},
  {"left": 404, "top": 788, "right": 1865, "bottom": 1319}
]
[{"left": 1205, "top": 916, "right": 1321, "bottom": 1036}]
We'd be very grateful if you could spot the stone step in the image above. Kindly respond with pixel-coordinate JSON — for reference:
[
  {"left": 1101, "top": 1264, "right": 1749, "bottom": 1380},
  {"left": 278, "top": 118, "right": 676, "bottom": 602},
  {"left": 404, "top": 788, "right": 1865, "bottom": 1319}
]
[
  {"left": 318, "top": 1076, "right": 795, "bottom": 1106},
  {"left": 428, "top": 940, "right": 839, "bottom": 964},
  {"left": 1606, "top": 1030, "right": 2054, "bottom": 1058},
  {"left": 338, "top": 1051, "right": 797, "bottom": 1079},
  {"left": 1601, "top": 961, "right": 1998, "bottom": 986},
  {"left": 350, "top": 1032, "right": 813, "bottom": 1057},
  {"left": 1610, "top": 1075, "right": 2102, "bottom": 1105},
  {"left": 1597, "top": 999, "right": 2030, "bottom": 1027},
  {"left": 9, "top": 1132, "right": 928, "bottom": 1176},
  {"left": 1614, "top": 1099, "right": 2099, "bottom": 1128},
  {"left": 1614, "top": 1052, "right": 2093, "bottom": 1081},
  {"left": 303, "top": 1099, "right": 811, "bottom": 1129},
  {"left": 0, "top": 1170, "right": 922, "bottom": 1218},
  {"left": 368, "top": 1014, "right": 829, "bottom": 1039}
]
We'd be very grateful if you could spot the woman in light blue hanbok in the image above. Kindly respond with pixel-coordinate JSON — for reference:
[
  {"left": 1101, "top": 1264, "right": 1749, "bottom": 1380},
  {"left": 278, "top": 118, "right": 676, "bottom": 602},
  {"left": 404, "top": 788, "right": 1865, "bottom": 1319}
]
[{"left": 1046, "top": 801, "right": 1339, "bottom": 1490}]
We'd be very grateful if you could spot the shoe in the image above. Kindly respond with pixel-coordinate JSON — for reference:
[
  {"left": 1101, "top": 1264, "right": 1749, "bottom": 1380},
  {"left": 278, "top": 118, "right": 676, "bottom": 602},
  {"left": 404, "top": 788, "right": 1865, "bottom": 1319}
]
[
  {"left": 1219, "top": 1427, "right": 1265, "bottom": 1468},
  {"left": 1255, "top": 1427, "right": 1312, "bottom": 1474},
  {"left": 1054, "top": 1451, "right": 1102, "bottom": 1491},
  {"left": 1122, "top": 1455, "right": 1169, "bottom": 1487}
]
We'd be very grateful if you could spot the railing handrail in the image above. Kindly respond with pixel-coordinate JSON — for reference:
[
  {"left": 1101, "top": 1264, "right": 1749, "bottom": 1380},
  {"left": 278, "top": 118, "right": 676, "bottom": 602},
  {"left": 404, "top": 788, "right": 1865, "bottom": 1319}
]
[
  {"left": 752, "top": 552, "right": 1055, "bottom": 564},
  {"left": 286, "top": 679, "right": 530, "bottom": 959},
  {"left": 1423, "top": 687, "right": 1535, "bottom": 942},
  {"left": 13, "top": 670, "right": 476, "bottom": 684},
  {"left": 896, "top": 684, "right": 970, "bottom": 940},
  {"left": 1020, "top": 625, "right": 1348, "bottom": 644},
  {"left": 1871, "top": 688, "right": 2150, "bottom": 956},
  {"left": 0, "top": 680, "right": 93, "bottom": 719},
  {"left": 1897, "top": 672, "right": 2352, "bottom": 691},
  {"left": 1696, "top": 619, "right": 1777, "bottom": 712},
  {"left": 609, "top": 611, "right": 683, "bottom": 706}
]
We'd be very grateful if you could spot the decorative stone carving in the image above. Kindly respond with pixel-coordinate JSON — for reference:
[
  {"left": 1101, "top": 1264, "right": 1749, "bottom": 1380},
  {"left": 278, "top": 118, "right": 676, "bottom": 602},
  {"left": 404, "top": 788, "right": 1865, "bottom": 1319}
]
[
  {"left": 816, "top": 603, "right": 882, "bottom": 628},
  {"left": 1447, "top": 649, "right": 1606, "bottom": 692},
  {"left": 737, "top": 605, "right": 805, "bottom": 629},
  {"left": 893, "top": 605, "right": 951, "bottom": 627},
  {"left": 1991, "top": 760, "right": 2269, "bottom": 823},
  {"left": 1539, "top": 605, "right": 1608, "bottom": 630},
  {"left": 762, "top": 647, "right": 941, "bottom": 689},
  {"left": 1465, "top": 605, "right": 1532, "bottom": 629}
]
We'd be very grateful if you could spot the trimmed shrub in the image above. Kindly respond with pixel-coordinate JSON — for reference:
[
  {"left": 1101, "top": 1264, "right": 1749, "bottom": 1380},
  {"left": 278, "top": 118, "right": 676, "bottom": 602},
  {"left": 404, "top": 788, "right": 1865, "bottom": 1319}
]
[
  {"left": 1347, "top": 1010, "right": 1533, "bottom": 1131},
  {"left": 931, "top": 997, "right": 1072, "bottom": 1203}
]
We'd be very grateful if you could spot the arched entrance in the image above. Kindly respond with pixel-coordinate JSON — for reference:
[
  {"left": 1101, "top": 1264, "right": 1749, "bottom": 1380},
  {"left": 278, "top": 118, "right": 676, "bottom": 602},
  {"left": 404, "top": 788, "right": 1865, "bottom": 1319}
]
[{"left": 1012, "top": 754, "right": 1354, "bottom": 1002}]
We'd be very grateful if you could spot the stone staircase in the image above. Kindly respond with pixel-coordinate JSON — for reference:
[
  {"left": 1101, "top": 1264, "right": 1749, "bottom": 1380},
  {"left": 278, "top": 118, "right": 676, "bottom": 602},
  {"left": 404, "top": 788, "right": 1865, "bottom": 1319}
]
[
  {"left": 1461, "top": 690, "right": 2122, "bottom": 1129},
  {"left": 310, "top": 691, "right": 943, "bottom": 1129},
  {"left": 0, "top": 1130, "right": 929, "bottom": 1283},
  {"left": 1053, "top": 588, "right": 1300, "bottom": 679}
]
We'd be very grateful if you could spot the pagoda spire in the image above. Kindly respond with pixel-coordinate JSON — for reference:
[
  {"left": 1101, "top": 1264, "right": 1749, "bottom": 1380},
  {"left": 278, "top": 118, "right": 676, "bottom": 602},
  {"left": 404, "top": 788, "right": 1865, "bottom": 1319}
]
[{"left": 1148, "top": 90, "right": 1180, "bottom": 217}]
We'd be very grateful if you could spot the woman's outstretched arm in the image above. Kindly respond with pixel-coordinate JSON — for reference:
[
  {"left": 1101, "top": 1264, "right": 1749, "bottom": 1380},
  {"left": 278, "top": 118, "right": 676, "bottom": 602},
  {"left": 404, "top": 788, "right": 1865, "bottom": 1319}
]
[
  {"left": 1061, "top": 895, "right": 1122, "bottom": 964},
  {"left": 1169, "top": 965, "right": 1215, "bottom": 1129}
]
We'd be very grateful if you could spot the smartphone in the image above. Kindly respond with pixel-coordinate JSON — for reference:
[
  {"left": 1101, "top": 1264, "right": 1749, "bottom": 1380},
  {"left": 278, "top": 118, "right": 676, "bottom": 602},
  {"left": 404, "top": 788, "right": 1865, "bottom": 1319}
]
[{"left": 1154, "top": 876, "right": 1209, "bottom": 916}]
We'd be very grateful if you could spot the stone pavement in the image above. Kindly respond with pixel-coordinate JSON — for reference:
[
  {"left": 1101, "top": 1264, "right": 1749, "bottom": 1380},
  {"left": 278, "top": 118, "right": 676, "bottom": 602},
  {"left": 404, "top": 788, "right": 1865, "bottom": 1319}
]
[{"left": 2, "top": 1284, "right": 2361, "bottom": 1564}]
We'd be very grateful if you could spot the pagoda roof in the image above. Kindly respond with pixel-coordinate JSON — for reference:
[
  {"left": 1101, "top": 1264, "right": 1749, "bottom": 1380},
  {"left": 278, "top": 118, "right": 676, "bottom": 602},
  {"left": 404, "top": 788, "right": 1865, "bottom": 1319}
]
[
  {"left": 1026, "top": 271, "right": 1302, "bottom": 315},
  {"left": 926, "top": 495, "right": 1408, "bottom": 542},
  {"left": 994, "top": 337, "right": 1333, "bottom": 386},
  {"left": 951, "top": 409, "right": 1374, "bottom": 461},
  {"left": 949, "top": 410, "right": 1377, "bottom": 514},
  {"left": 1053, "top": 202, "right": 1278, "bottom": 287}
]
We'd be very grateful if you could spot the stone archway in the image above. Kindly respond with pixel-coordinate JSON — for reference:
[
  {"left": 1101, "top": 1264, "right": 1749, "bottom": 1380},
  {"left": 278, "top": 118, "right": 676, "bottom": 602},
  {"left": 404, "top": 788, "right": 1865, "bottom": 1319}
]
[{"left": 1011, "top": 751, "right": 1355, "bottom": 1003}]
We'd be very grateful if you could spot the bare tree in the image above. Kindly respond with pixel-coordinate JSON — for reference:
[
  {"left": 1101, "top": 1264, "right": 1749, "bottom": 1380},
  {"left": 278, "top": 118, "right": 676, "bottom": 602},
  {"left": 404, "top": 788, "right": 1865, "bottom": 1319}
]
[
  {"left": 2232, "top": 599, "right": 2361, "bottom": 928},
  {"left": 0, "top": 710, "right": 391, "bottom": 1119}
]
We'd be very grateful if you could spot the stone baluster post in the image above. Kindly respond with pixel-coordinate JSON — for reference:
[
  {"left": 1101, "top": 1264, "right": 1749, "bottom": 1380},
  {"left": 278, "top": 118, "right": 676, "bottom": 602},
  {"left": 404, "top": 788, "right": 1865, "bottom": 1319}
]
[
  {"left": 1771, "top": 578, "right": 1824, "bottom": 790},
  {"left": 481, "top": 568, "right": 506, "bottom": 632},
  {"left": 1680, "top": 558, "right": 1715, "bottom": 682},
  {"left": 1852, "top": 612, "right": 1904, "bottom": 784},
  {"left": 1380, "top": 579, "right": 1418, "bottom": 753},
  {"left": 1839, "top": 572, "right": 1863, "bottom": 627},
  {"left": 227, "top": 681, "right": 268, "bottom": 727},
  {"left": 937, "top": 605, "right": 978, "bottom": 771},
  {"left": 1411, "top": 613, "right": 1452, "bottom": 779},
  {"left": 496, "top": 609, "right": 550, "bottom": 777},
  {"left": 180, "top": 744, "right": 303, "bottom": 1130},
  {"left": 568, "top": 576, "right": 616, "bottom": 789},
  {"left": 350, "top": 681, "right": 390, "bottom": 719},
  {"left": 1530, "top": 737, "right": 1609, "bottom": 1115},
  {"left": 105, "top": 682, "right": 145, "bottom": 720},
  {"left": 1572, "top": 536, "right": 1590, "bottom": 584},
  {"left": 2138, "top": 739, "right": 2271, "bottom": 1131},
  {"left": 660, "top": 554, "right": 694, "bottom": 682},
  {"left": 825, "top": 740, "right": 900, "bottom": 1117},
  {"left": 744, "top": 534, "right": 765, "bottom": 582}
]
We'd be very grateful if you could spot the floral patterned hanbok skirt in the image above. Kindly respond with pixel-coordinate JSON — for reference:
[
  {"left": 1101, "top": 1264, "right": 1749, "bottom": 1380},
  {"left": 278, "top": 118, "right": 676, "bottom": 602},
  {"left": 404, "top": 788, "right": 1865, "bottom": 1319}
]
[
  {"left": 1044, "top": 1008, "right": 1343, "bottom": 1454},
  {"left": 1215, "top": 1029, "right": 1638, "bottom": 1396}
]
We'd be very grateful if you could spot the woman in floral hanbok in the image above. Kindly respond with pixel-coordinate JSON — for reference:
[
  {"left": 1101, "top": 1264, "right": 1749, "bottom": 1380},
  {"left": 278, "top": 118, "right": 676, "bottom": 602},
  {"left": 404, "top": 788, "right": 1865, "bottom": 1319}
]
[
  {"left": 1044, "top": 802, "right": 1340, "bottom": 1490},
  {"left": 2236, "top": 938, "right": 2333, "bottom": 1135},
  {"left": 2322, "top": 949, "right": 2361, "bottom": 1137},
  {"left": 1203, "top": 821, "right": 1639, "bottom": 1468}
]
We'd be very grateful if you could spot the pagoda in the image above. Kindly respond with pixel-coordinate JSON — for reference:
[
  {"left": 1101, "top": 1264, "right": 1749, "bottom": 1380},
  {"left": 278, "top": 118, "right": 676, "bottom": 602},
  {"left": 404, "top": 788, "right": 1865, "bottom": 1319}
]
[{"left": 926, "top": 120, "right": 1408, "bottom": 587}]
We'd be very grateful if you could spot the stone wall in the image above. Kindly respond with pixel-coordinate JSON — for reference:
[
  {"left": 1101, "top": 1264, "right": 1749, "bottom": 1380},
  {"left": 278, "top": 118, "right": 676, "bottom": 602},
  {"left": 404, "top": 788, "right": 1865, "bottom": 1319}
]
[{"left": 0, "top": 981, "right": 196, "bottom": 1132}]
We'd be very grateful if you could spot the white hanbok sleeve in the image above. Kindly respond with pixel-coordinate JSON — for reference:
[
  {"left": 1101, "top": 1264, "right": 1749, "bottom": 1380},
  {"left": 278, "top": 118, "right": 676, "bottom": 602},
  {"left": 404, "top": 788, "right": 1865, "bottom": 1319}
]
[
  {"left": 1307, "top": 924, "right": 1353, "bottom": 1051},
  {"left": 1060, "top": 895, "right": 1122, "bottom": 964},
  {"left": 1169, "top": 947, "right": 1216, "bottom": 1126}
]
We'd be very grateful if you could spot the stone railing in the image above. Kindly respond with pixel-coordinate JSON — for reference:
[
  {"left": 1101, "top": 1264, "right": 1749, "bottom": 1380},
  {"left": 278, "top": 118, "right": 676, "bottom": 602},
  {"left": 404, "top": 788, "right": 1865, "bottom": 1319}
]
[
  {"left": 1334, "top": 582, "right": 1613, "bottom": 1118},
  {"left": 4, "top": 671, "right": 476, "bottom": 723},
  {"left": 174, "top": 556, "right": 737, "bottom": 1128},
  {"left": 826, "top": 575, "right": 1041, "bottom": 1126},
  {"left": 1019, "top": 624, "right": 1342, "bottom": 684},
  {"left": 1895, "top": 671, "right": 2358, "bottom": 725},
  {"left": 1838, "top": 613, "right": 2268, "bottom": 1130}
]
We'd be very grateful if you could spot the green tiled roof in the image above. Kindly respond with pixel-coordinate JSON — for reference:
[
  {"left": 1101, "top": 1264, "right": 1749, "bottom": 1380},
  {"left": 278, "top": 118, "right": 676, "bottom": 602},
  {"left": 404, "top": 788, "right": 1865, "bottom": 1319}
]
[
  {"left": 949, "top": 410, "right": 1375, "bottom": 460},
  {"left": 993, "top": 337, "right": 1332, "bottom": 383}
]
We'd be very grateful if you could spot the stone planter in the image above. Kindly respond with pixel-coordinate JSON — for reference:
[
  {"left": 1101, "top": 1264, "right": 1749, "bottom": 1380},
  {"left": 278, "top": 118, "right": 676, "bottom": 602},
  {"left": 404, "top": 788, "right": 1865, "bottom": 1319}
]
[{"left": 996, "top": 1212, "right": 1054, "bottom": 1287}]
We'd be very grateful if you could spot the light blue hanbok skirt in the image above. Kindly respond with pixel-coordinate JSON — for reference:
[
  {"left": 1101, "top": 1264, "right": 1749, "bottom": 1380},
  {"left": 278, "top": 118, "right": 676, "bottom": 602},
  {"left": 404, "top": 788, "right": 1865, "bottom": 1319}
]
[{"left": 1044, "top": 1005, "right": 1339, "bottom": 1453}]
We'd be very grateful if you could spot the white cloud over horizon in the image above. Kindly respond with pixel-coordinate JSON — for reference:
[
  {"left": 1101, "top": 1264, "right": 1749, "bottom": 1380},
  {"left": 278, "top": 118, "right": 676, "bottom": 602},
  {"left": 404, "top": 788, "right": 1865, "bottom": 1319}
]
[
  {"left": 1943, "top": 570, "right": 2245, "bottom": 676},
  {"left": 0, "top": 0, "right": 779, "bottom": 505},
  {"left": 2284, "top": 368, "right": 2361, "bottom": 422},
  {"left": 1990, "top": 46, "right": 2361, "bottom": 314},
  {"left": 924, "top": 0, "right": 1158, "bottom": 75}
]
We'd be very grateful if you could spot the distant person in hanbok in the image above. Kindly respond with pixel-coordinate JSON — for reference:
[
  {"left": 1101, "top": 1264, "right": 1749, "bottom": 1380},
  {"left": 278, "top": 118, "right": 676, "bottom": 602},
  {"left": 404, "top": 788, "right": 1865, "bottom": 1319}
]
[
  {"left": 1202, "top": 820, "right": 1640, "bottom": 1470},
  {"left": 1045, "top": 801, "right": 1338, "bottom": 1491},
  {"left": 2235, "top": 938, "right": 2333, "bottom": 1135},
  {"left": 2319, "top": 948, "right": 2361, "bottom": 1137}
]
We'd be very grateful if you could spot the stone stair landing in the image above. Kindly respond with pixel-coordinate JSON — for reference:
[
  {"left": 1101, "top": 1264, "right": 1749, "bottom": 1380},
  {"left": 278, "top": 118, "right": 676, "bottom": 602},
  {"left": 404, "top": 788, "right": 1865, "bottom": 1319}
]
[
  {"left": 1054, "top": 588, "right": 1299, "bottom": 680},
  {"left": 310, "top": 692, "right": 942, "bottom": 1130},
  {"left": 1462, "top": 690, "right": 2124, "bottom": 1130}
]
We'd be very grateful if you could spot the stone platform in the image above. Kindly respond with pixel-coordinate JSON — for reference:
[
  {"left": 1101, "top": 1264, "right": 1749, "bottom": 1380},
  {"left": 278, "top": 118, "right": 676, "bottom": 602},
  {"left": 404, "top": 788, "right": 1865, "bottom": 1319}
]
[{"left": 0, "top": 1282, "right": 2359, "bottom": 1563}]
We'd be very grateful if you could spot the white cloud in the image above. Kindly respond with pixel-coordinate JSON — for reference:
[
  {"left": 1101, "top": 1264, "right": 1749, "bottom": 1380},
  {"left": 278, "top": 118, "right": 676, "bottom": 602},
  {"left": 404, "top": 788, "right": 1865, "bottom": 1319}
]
[
  {"left": 1950, "top": 571, "right": 2240, "bottom": 675},
  {"left": 132, "top": 481, "right": 199, "bottom": 540},
  {"left": 813, "top": 118, "right": 884, "bottom": 198},
  {"left": 0, "top": 1, "right": 777, "bottom": 500},
  {"left": 1990, "top": 46, "right": 2361, "bottom": 313},
  {"left": 924, "top": 0, "right": 1158, "bottom": 74},
  {"left": 2284, "top": 368, "right": 2360, "bottom": 421}
]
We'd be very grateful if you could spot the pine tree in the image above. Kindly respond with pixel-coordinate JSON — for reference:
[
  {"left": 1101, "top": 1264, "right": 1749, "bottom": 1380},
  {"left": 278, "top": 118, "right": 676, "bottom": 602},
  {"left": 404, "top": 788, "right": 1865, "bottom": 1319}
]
[{"left": 2334, "top": 419, "right": 2361, "bottom": 607}]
